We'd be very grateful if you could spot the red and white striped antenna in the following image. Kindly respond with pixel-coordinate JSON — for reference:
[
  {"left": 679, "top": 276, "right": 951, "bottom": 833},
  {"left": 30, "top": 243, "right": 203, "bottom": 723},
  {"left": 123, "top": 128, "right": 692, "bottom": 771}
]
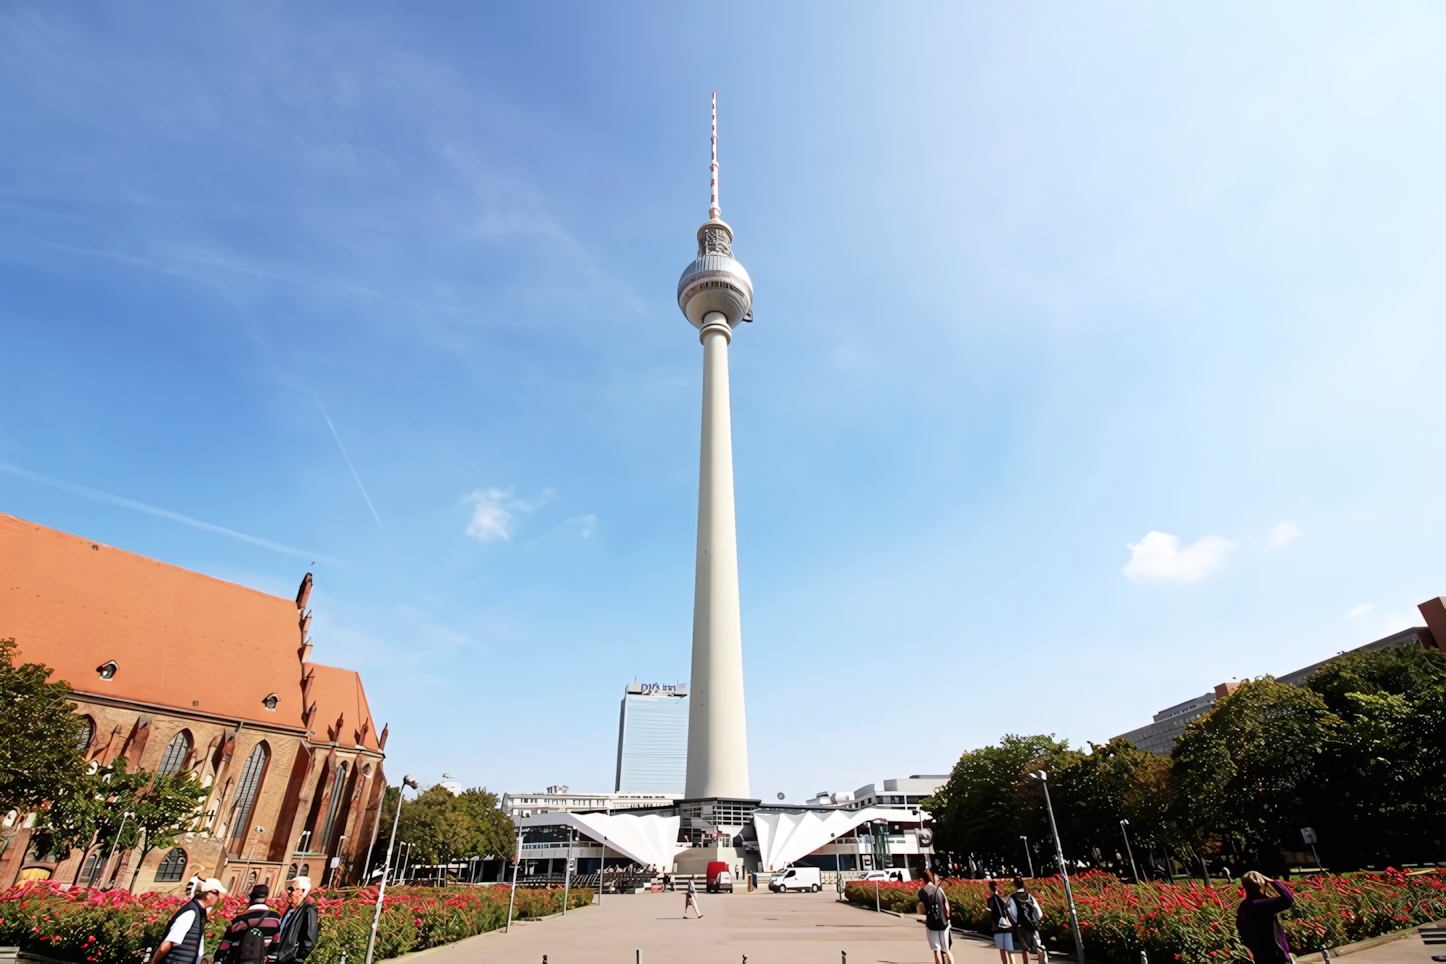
[{"left": 709, "top": 91, "right": 721, "bottom": 221}]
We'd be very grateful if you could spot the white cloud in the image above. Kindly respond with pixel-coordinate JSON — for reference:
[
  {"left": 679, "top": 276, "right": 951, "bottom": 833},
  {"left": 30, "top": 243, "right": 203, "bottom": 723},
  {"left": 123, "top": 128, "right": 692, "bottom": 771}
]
[
  {"left": 566, "top": 514, "right": 598, "bottom": 539},
  {"left": 465, "top": 488, "right": 516, "bottom": 541},
  {"left": 1123, "top": 531, "right": 1237, "bottom": 584},
  {"left": 1267, "top": 522, "right": 1301, "bottom": 548},
  {"left": 464, "top": 486, "right": 555, "bottom": 542},
  {"left": 1345, "top": 603, "right": 1375, "bottom": 620}
]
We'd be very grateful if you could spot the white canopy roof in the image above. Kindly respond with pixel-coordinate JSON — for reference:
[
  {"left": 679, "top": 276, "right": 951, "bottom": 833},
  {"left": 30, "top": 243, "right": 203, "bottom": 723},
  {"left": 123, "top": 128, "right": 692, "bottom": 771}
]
[
  {"left": 518, "top": 810, "right": 681, "bottom": 871},
  {"left": 753, "top": 806, "right": 925, "bottom": 872}
]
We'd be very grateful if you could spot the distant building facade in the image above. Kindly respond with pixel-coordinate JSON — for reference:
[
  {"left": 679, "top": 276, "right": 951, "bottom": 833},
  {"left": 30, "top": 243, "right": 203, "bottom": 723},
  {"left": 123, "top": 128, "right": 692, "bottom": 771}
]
[
  {"left": 813, "top": 775, "right": 948, "bottom": 810},
  {"left": 0, "top": 515, "right": 387, "bottom": 895},
  {"left": 614, "top": 681, "right": 688, "bottom": 794},
  {"left": 501, "top": 786, "right": 676, "bottom": 821},
  {"left": 1114, "top": 620, "right": 1442, "bottom": 755}
]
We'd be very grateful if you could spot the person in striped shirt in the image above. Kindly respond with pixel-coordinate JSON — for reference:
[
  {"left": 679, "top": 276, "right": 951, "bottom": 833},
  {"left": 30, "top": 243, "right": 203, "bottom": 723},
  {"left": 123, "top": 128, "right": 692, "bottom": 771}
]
[{"left": 216, "top": 884, "right": 283, "bottom": 964}]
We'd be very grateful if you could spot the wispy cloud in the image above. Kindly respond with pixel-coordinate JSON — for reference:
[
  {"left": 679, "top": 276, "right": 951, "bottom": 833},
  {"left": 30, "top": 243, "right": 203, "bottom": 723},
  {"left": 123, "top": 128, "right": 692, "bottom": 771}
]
[
  {"left": 463, "top": 487, "right": 553, "bottom": 542},
  {"left": 0, "top": 461, "right": 331, "bottom": 562},
  {"left": 315, "top": 397, "right": 381, "bottom": 528},
  {"left": 1267, "top": 522, "right": 1301, "bottom": 548},
  {"left": 1123, "top": 531, "right": 1236, "bottom": 584},
  {"left": 1346, "top": 603, "right": 1375, "bottom": 620},
  {"left": 566, "top": 514, "right": 598, "bottom": 539}
]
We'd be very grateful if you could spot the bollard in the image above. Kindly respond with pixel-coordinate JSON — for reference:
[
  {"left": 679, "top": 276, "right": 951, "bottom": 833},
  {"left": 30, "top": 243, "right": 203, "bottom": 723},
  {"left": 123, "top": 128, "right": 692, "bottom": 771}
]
[
  {"left": 543, "top": 957, "right": 547, "bottom": 964},
  {"left": 1323, "top": 949, "right": 1332, "bottom": 964},
  {"left": 340, "top": 954, "right": 347, "bottom": 964},
  {"left": 843, "top": 953, "right": 848, "bottom": 964},
  {"left": 1139, "top": 952, "right": 1147, "bottom": 964}
]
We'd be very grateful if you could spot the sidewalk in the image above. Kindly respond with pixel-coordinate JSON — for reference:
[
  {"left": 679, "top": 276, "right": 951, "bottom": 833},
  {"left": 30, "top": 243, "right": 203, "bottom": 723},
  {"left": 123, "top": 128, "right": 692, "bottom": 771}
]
[{"left": 411, "top": 889, "right": 1001, "bottom": 964}]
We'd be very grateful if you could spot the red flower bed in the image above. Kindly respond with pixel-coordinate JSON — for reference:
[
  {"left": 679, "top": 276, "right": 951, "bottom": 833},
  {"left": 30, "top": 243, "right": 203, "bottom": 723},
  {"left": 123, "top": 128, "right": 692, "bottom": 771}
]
[
  {"left": 845, "top": 869, "right": 1446, "bottom": 964},
  {"left": 0, "top": 881, "right": 591, "bottom": 964}
]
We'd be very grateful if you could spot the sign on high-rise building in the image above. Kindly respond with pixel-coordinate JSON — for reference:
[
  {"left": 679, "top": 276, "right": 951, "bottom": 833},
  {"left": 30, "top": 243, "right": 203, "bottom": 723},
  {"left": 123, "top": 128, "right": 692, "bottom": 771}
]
[{"left": 614, "top": 682, "right": 689, "bottom": 794}]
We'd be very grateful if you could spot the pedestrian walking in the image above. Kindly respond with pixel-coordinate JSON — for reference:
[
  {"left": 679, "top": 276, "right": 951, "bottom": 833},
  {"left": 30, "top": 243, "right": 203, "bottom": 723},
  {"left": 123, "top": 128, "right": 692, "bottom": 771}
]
[
  {"left": 1236, "top": 871, "right": 1295, "bottom": 964},
  {"left": 683, "top": 877, "right": 703, "bottom": 918},
  {"left": 274, "top": 876, "right": 319, "bottom": 964},
  {"left": 986, "top": 879, "right": 1017, "bottom": 964},
  {"left": 150, "top": 878, "right": 227, "bottom": 964},
  {"left": 216, "top": 884, "right": 282, "bottom": 964},
  {"left": 663, "top": 871, "right": 673, "bottom": 892},
  {"left": 1009, "top": 877, "right": 1046, "bottom": 964},
  {"left": 915, "top": 868, "right": 954, "bottom": 964}
]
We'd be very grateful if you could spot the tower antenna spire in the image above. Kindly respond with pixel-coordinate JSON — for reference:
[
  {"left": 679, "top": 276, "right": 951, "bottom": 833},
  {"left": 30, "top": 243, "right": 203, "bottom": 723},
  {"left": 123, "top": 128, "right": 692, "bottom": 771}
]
[{"left": 709, "top": 91, "right": 721, "bottom": 221}]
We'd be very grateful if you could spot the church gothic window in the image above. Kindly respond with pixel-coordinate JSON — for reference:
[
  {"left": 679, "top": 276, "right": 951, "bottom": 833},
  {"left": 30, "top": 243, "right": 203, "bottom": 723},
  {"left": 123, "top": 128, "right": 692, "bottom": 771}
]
[
  {"left": 157, "top": 731, "right": 192, "bottom": 776},
  {"left": 155, "top": 847, "right": 187, "bottom": 882},
  {"left": 227, "top": 743, "right": 270, "bottom": 854}
]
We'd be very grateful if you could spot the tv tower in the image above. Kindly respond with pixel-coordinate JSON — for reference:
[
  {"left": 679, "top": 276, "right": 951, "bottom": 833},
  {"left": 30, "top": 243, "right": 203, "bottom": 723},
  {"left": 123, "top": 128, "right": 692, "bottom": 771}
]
[{"left": 677, "top": 92, "right": 753, "bottom": 801}]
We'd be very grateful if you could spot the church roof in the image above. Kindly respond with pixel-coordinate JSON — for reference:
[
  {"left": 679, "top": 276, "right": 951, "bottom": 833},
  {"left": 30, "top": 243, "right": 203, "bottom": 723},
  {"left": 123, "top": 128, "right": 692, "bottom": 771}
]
[
  {"left": 0, "top": 513, "right": 307, "bottom": 730},
  {"left": 303, "top": 661, "right": 381, "bottom": 752}
]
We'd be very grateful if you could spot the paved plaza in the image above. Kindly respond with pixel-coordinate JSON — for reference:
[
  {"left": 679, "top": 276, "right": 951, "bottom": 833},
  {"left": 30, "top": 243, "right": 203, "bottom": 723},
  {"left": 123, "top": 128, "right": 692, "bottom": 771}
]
[{"left": 417, "top": 890, "right": 1002, "bottom": 964}]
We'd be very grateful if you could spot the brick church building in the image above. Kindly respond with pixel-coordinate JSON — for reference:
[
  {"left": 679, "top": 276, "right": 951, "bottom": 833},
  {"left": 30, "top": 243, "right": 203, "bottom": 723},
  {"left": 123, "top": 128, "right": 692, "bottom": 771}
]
[{"left": 0, "top": 514, "right": 388, "bottom": 895}]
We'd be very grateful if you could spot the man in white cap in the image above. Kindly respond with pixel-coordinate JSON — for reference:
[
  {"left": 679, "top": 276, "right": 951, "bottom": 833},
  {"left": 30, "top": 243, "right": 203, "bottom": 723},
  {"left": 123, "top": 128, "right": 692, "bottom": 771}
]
[
  {"left": 274, "top": 876, "right": 318, "bottom": 964},
  {"left": 151, "top": 877, "right": 226, "bottom": 964}
]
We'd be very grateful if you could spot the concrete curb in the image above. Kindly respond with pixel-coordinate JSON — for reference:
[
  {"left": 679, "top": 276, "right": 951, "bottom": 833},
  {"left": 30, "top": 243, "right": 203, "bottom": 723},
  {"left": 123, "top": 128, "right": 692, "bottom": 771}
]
[{"left": 1294, "top": 917, "right": 1446, "bottom": 963}]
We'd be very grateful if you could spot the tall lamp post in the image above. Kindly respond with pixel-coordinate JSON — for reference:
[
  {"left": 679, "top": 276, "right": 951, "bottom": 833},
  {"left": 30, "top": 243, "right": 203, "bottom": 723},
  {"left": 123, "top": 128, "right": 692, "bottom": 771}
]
[
  {"left": 1019, "top": 836, "right": 1034, "bottom": 878},
  {"left": 365, "top": 775, "right": 417, "bottom": 964},
  {"left": 1030, "top": 771, "right": 1085, "bottom": 964},
  {"left": 1119, "top": 819, "right": 1139, "bottom": 884}
]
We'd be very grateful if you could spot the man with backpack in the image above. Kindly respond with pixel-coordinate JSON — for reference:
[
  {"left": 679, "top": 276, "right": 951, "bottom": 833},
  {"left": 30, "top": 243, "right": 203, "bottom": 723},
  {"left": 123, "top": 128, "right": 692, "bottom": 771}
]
[
  {"left": 915, "top": 867, "right": 954, "bottom": 964},
  {"left": 216, "top": 884, "right": 282, "bottom": 964},
  {"left": 1010, "top": 877, "right": 1046, "bottom": 964}
]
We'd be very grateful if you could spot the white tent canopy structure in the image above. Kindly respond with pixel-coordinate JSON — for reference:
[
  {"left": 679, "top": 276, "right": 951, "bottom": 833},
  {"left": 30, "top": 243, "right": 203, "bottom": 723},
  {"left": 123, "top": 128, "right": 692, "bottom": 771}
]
[
  {"left": 518, "top": 810, "right": 681, "bottom": 872},
  {"left": 752, "top": 806, "right": 926, "bottom": 873}
]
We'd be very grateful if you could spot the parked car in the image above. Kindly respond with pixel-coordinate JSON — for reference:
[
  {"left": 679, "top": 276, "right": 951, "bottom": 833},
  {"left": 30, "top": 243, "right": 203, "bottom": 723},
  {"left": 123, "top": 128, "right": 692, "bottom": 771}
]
[
  {"left": 769, "top": 866, "right": 822, "bottom": 892},
  {"left": 859, "top": 868, "right": 910, "bottom": 882},
  {"left": 707, "top": 861, "right": 734, "bottom": 893}
]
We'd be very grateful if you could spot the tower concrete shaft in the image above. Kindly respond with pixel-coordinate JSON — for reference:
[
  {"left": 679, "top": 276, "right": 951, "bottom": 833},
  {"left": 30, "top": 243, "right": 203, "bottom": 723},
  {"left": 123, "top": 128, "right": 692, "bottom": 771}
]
[{"left": 684, "top": 313, "right": 750, "bottom": 799}]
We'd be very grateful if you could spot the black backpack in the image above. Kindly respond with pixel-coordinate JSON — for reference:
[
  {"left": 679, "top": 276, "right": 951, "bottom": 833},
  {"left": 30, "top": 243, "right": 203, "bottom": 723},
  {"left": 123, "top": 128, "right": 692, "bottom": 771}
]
[
  {"left": 237, "top": 920, "right": 269, "bottom": 964},
  {"left": 1015, "top": 893, "right": 1040, "bottom": 930},
  {"left": 920, "top": 885, "right": 948, "bottom": 930}
]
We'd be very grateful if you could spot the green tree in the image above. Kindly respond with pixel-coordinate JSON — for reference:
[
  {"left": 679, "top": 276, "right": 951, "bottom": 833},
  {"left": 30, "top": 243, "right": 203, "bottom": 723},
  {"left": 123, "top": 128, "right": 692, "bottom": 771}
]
[
  {"left": 1170, "top": 677, "right": 1338, "bottom": 872},
  {"left": 1052, "top": 738, "right": 1174, "bottom": 877},
  {"left": 1306, "top": 645, "right": 1446, "bottom": 867},
  {"left": 925, "top": 734, "right": 1076, "bottom": 872},
  {"left": 125, "top": 769, "right": 207, "bottom": 889},
  {"left": 0, "top": 638, "right": 89, "bottom": 815},
  {"left": 372, "top": 783, "right": 515, "bottom": 882}
]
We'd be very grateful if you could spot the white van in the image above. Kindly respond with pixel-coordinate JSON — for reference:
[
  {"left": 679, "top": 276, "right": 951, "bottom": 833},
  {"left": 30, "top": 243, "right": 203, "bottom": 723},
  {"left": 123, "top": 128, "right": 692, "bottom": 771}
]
[
  {"left": 769, "top": 866, "right": 822, "bottom": 892},
  {"left": 859, "top": 868, "right": 911, "bottom": 882}
]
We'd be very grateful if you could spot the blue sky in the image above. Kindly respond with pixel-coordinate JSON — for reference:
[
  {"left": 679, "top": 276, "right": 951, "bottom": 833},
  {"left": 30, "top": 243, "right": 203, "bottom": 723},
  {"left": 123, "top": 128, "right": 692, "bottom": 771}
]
[{"left": 4, "top": 3, "right": 1446, "bottom": 802}]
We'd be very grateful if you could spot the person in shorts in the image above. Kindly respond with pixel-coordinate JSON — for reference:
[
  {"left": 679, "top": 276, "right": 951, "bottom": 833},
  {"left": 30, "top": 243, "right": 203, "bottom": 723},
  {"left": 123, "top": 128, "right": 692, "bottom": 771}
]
[
  {"left": 1010, "top": 877, "right": 1046, "bottom": 964},
  {"left": 986, "top": 878, "right": 1017, "bottom": 964},
  {"left": 915, "top": 867, "right": 953, "bottom": 964}
]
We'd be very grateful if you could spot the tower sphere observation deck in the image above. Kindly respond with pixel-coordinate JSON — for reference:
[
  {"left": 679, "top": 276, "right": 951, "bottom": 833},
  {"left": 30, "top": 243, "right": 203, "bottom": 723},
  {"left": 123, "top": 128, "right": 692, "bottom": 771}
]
[{"left": 677, "top": 92, "right": 753, "bottom": 332}]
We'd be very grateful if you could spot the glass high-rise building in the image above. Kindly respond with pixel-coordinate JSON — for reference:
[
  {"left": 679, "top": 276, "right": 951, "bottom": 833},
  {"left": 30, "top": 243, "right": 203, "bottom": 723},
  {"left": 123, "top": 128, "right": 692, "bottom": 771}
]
[{"left": 614, "top": 681, "right": 689, "bottom": 794}]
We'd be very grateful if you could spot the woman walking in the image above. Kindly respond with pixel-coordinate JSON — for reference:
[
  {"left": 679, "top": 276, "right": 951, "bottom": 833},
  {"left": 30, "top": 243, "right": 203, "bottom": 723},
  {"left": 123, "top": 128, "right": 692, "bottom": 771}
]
[
  {"left": 684, "top": 877, "right": 704, "bottom": 918},
  {"left": 1236, "top": 871, "right": 1294, "bottom": 964}
]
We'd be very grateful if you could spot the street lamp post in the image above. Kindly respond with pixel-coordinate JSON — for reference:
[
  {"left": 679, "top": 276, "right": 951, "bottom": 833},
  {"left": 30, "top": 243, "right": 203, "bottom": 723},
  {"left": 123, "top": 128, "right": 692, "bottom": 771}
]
[
  {"left": 1030, "top": 771, "right": 1085, "bottom": 964},
  {"left": 1020, "top": 836, "right": 1034, "bottom": 878},
  {"left": 1119, "top": 820, "right": 1140, "bottom": 884},
  {"left": 505, "top": 829, "right": 523, "bottom": 933},
  {"left": 99, "top": 811, "right": 136, "bottom": 888},
  {"left": 366, "top": 775, "right": 417, "bottom": 964},
  {"left": 563, "top": 828, "right": 573, "bottom": 915}
]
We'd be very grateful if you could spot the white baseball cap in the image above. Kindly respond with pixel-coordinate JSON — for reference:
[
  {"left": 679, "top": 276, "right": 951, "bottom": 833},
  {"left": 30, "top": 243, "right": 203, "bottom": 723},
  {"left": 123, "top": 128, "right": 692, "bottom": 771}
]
[{"left": 197, "top": 878, "right": 228, "bottom": 895}]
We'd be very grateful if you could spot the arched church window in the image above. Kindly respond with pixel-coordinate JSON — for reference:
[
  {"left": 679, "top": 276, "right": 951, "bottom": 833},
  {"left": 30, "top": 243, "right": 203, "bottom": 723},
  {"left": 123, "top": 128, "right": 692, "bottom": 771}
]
[
  {"left": 227, "top": 743, "right": 270, "bottom": 853},
  {"left": 157, "top": 731, "right": 192, "bottom": 776},
  {"left": 155, "top": 847, "right": 187, "bottom": 882}
]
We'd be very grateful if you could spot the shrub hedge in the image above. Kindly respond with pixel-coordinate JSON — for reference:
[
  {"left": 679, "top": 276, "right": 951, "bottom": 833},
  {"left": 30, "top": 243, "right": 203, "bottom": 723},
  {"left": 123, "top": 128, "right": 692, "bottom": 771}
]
[
  {"left": 0, "top": 882, "right": 592, "bottom": 964},
  {"left": 845, "top": 869, "right": 1446, "bottom": 964}
]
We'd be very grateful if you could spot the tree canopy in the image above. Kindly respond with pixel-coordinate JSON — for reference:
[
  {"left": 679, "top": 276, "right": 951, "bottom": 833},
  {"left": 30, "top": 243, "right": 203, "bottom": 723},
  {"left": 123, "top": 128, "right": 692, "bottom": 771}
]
[
  {"left": 374, "top": 783, "right": 514, "bottom": 873},
  {"left": 927, "top": 645, "right": 1446, "bottom": 876},
  {"left": 0, "top": 638, "right": 90, "bottom": 815}
]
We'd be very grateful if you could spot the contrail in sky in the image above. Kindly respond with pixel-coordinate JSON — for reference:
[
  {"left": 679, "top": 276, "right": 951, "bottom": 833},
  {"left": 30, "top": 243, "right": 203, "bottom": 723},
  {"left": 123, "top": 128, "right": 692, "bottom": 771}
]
[
  {"left": 315, "top": 397, "right": 383, "bottom": 528},
  {"left": 0, "top": 461, "right": 331, "bottom": 563}
]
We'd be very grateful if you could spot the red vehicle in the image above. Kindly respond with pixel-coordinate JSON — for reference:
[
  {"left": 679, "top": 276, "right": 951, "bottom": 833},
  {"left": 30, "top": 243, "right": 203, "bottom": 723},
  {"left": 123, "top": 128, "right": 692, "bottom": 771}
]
[{"left": 706, "top": 860, "right": 734, "bottom": 893}]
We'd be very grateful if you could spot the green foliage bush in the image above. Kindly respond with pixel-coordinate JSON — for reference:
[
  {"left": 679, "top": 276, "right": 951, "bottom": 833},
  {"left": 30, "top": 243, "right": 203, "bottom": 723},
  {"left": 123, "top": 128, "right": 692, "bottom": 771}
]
[
  {"left": 846, "top": 870, "right": 1446, "bottom": 964},
  {"left": 0, "top": 881, "right": 592, "bottom": 964}
]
